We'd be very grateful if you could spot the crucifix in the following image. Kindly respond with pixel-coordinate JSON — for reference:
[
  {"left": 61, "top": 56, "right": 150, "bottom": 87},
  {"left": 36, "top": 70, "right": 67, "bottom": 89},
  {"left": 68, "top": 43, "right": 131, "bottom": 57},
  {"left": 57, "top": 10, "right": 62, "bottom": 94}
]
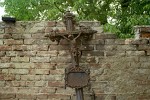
[{"left": 45, "top": 11, "right": 97, "bottom": 100}]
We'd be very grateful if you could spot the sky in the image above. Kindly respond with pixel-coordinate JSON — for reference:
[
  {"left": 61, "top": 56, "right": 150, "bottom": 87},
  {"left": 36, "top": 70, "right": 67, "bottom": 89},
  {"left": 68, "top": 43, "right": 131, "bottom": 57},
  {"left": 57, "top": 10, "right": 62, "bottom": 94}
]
[{"left": 0, "top": 0, "right": 5, "bottom": 21}]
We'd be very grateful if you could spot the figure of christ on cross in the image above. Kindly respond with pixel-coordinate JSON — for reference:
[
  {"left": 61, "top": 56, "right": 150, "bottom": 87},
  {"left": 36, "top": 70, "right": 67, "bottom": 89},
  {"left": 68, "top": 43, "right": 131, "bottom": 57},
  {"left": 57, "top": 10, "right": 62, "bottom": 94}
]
[{"left": 60, "top": 32, "right": 82, "bottom": 67}]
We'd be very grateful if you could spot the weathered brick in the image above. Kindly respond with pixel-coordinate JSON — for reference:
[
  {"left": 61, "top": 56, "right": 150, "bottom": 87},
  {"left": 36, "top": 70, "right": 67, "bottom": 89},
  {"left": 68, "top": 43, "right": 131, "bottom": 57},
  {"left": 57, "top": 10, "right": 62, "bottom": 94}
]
[
  {"left": 0, "top": 45, "right": 12, "bottom": 51},
  {"left": 32, "top": 33, "right": 46, "bottom": 38},
  {"left": 48, "top": 81, "right": 64, "bottom": 87},
  {"left": 12, "top": 81, "right": 26, "bottom": 87},
  {"left": 12, "top": 34, "right": 25, "bottom": 39},
  {"left": 131, "top": 39, "right": 149, "bottom": 44},
  {"left": 41, "top": 75, "right": 63, "bottom": 81},
  {"left": 146, "top": 50, "right": 150, "bottom": 55},
  {"left": 117, "top": 45, "right": 137, "bottom": 51},
  {"left": 48, "top": 94, "right": 71, "bottom": 99},
  {"left": 126, "top": 51, "right": 145, "bottom": 56},
  {"left": 12, "top": 45, "right": 28, "bottom": 51},
  {"left": 3, "top": 74, "right": 15, "bottom": 81},
  {"left": 50, "top": 57, "right": 71, "bottom": 63},
  {"left": 0, "top": 93, "right": 16, "bottom": 99},
  {"left": 39, "top": 87, "right": 55, "bottom": 93},
  {"left": 34, "top": 63, "right": 55, "bottom": 69},
  {"left": 26, "top": 81, "right": 35, "bottom": 87},
  {"left": 11, "top": 57, "right": 30, "bottom": 62},
  {"left": 46, "top": 21, "right": 56, "bottom": 27},
  {"left": 21, "top": 75, "right": 41, "bottom": 81},
  {"left": 0, "top": 81, "right": 5, "bottom": 87},
  {"left": 16, "top": 87, "right": 39, "bottom": 93},
  {"left": 138, "top": 44, "right": 150, "bottom": 50},
  {"left": 50, "top": 45, "right": 70, "bottom": 50},
  {"left": 30, "top": 57, "right": 50, "bottom": 62},
  {"left": 35, "top": 81, "right": 46, "bottom": 87},
  {"left": 82, "top": 51, "right": 104, "bottom": 56},
  {"left": 36, "top": 50, "right": 58, "bottom": 57},
  {"left": 36, "top": 94, "right": 48, "bottom": 99},
  {"left": 0, "top": 57, "right": 11, "bottom": 63},
  {"left": 0, "top": 28, "right": 4, "bottom": 34},
  {"left": 31, "top": 45, "right": 48, "bottom": 51},
  {"left": 0, "top": 51, "right": 5, "bottom": 57},
  {"left": 9, "top": 69, "right": 29, "bottom": 75},
  {"left": 50, "top": 69, "right": 64, "bottom": 75},
  {"left": 4, "top": 39, "right": 23, "bottom": 45},
  {"left": 13, "top": 63, "right": 35, "bottom": 69},
  {"left": 16, "top": 94, "right": 36, "bottom": 99},
  {"left": 0, "top": 40, "right": 3, "bottom": 45},
  {"left": 30, "top": 69, "right": 50, "bottom": 75}
]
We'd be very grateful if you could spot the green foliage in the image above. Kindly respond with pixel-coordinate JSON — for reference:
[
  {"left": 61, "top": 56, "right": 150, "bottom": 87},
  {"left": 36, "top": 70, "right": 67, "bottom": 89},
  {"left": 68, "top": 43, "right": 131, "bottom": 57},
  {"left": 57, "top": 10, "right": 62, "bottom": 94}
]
[{"left": 1, "top": 0, "right": 150, "bottom": 38}]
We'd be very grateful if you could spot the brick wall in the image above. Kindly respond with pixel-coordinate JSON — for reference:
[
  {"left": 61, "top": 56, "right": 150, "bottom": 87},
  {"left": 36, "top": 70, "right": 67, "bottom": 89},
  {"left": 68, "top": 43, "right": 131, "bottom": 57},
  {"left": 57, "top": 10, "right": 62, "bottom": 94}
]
[{"left": 0, "top": 21, "right": 150, "bottom": 100}]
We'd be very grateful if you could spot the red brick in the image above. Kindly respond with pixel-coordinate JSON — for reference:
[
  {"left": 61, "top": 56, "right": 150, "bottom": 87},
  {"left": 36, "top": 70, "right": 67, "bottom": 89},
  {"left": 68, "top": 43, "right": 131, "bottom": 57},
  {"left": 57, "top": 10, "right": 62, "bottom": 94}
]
[
  {"left": 4, "top": 74, "right": 15, "bottom": 81},
  {"left": 0, "top": 45, "right": 12, "bottom": 51},
  {"left": 46, "top": 21, "right": 56, "bottom": 27},
  {"left": 48, "top": 81, "right": 64, "bottom": 87},
  {"left": 3, "top": 33, "right": 12, "bottom": 39},
  {"left": 45, "top": 27, "right": 53, "bottom": 33}
]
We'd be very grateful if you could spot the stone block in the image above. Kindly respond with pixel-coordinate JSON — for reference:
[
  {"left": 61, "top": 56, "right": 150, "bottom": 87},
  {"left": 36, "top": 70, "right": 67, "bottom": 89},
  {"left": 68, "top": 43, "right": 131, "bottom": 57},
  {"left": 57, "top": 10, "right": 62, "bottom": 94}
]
[{"left": 11, "top": 57, "right": 29, "bottom": 62}]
